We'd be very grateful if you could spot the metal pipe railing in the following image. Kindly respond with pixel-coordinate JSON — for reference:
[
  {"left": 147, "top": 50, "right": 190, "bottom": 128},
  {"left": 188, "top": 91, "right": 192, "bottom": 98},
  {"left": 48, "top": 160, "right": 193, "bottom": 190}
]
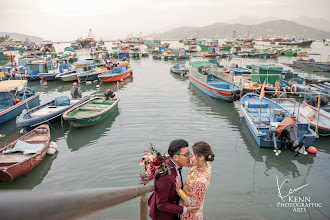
[{"left": 0, "top": 185, "right": 154, "bottom": 220}]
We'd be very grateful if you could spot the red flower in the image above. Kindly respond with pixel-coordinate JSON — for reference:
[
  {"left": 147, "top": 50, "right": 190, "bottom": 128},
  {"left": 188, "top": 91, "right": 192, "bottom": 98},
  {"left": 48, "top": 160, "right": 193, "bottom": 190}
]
[{"left": 153, "top": 157, "right": 163, "bottom": 166}]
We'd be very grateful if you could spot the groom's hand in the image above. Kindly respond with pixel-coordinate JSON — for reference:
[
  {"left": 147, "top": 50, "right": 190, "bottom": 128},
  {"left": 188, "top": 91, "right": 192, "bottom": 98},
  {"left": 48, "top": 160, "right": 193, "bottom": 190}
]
[{"left": 187, "top": 206, "right": 200, "bottom": 213}]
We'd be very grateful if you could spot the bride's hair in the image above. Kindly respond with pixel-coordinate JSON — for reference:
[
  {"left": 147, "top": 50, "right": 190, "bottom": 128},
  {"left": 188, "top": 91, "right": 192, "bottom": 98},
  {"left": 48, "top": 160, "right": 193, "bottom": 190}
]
[{"left": 192, "top": 141, "right": 215, "bottom": 161}]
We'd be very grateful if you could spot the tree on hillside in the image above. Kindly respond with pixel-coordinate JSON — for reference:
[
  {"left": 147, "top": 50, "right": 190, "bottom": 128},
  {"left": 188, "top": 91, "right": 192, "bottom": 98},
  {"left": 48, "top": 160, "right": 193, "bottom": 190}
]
[{"left": 0, "top": 35, "right": 10, "bottom": 43}]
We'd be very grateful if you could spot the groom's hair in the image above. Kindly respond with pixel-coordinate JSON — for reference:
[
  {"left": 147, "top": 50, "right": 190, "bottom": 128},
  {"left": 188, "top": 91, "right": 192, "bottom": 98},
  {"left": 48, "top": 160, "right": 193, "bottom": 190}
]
[{"left": 168, "top": 139, "right": 189, "bottom": 158}]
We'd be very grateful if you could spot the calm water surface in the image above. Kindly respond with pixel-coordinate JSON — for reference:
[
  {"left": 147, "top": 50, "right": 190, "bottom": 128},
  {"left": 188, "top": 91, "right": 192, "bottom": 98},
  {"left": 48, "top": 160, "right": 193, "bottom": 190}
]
[{"left": 0, "top": 42, "right": 329, "bottom": 220}]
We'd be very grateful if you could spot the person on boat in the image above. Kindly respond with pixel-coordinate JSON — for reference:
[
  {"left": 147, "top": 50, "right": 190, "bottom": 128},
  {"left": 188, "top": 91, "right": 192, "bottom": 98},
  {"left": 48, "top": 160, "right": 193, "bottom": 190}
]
[
  {"left": 176, "top": 141, "right": 214, "bottom": 220},
  {"left": 148, "top": 139, "right": 199, "bottom": 220},
  {"left": 70, "top": 82, "right": 82, "bottom": 99}
]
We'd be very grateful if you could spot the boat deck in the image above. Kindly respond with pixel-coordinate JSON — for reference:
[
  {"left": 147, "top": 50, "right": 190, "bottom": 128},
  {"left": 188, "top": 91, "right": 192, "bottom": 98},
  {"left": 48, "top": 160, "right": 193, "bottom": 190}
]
[
  {"left": 0, "top": 153, "right": 31, "bottom": 164},
  {"left": 30, "top": 100, "right": 81, "bottom": 118}
]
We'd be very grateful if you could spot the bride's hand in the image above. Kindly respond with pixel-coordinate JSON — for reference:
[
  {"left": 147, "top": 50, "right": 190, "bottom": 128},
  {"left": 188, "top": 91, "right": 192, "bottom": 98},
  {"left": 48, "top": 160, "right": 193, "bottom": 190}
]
[{"left": 175, "top": 175, "right": 182, "bottom": 192}]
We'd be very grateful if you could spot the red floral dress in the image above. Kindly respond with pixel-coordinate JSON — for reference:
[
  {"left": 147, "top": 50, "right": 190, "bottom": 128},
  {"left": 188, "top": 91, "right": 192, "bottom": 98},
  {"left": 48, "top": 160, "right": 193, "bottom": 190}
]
[{"left": 179, "top": 163, "right": 212, "bottom": 220}]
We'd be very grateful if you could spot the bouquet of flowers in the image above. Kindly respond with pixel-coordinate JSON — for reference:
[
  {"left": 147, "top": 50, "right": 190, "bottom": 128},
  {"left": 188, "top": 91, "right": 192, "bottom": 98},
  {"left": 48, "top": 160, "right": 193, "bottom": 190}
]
[{"left": 139, "top": 144, "right": 171, "bottom": 184}]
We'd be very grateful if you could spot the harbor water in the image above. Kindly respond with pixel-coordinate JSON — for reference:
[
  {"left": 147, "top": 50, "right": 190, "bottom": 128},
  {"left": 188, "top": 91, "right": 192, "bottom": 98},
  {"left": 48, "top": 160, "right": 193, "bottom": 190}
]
[{"left": 0, "top": 41, "right": 329, "bottom": 220}]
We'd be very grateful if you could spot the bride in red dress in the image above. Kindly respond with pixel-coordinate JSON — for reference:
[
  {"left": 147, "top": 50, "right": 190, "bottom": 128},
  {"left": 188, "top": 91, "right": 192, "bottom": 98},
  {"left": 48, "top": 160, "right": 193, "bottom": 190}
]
[{"left": 176, "top": 141, "right": 215, "bottom": 220}]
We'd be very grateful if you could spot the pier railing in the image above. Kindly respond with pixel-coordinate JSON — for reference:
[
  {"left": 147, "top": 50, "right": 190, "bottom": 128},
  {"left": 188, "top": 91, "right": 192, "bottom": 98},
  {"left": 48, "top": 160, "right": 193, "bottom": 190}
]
[{"left": 0, "top": 185, "right": 154, "bottom": 220}]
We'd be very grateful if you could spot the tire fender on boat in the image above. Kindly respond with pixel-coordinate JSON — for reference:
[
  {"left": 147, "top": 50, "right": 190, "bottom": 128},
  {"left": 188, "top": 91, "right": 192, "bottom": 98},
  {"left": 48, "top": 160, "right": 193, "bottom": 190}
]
[
  {"left": 290, "top": 85, "right": 297, "bottom": 94},
  {"left": 52, "top": 61, "right": 57, "bottom": 68}
]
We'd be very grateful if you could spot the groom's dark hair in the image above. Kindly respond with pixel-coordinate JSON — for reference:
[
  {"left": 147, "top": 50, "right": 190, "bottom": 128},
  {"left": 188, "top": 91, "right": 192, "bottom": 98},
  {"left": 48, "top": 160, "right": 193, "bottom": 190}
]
[{"left": 168, "top": 139, "right": 189, "bottom": 158}]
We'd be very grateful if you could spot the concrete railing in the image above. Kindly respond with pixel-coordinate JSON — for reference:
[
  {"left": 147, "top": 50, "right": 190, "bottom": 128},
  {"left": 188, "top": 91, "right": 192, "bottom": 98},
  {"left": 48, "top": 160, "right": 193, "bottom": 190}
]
[{"left": 0, "top": 185, "right": 155, "bottom": 220}]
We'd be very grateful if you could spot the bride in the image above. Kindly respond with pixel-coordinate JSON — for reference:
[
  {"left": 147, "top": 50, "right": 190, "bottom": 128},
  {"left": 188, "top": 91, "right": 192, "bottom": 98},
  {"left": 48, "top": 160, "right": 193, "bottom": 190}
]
[{"left": 176, "top": 141, "right": 215, "bottom": 220}]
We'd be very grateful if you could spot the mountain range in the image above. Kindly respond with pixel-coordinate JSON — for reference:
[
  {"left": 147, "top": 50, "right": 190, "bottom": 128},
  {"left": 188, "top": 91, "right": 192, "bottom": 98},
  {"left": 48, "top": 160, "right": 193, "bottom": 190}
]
[
  {"left": 0, "top": 32, "right": 43, "bottom": 42},
  {"left": 146, "top": 20, "right": 330, "bottom": 40}
]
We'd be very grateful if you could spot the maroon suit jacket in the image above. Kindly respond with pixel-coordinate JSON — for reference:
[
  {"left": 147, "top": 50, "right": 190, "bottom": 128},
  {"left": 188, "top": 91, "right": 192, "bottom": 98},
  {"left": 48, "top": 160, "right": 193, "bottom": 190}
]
[{"left": 148, "top": 160, "right": 183, "bottom": 220}]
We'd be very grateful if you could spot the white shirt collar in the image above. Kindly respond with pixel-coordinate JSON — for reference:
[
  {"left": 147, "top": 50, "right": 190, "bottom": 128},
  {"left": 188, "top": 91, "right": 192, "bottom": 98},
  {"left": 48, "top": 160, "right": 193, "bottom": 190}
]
[{"left": 170, "top": 158, "right": 181, "bottom": 170}]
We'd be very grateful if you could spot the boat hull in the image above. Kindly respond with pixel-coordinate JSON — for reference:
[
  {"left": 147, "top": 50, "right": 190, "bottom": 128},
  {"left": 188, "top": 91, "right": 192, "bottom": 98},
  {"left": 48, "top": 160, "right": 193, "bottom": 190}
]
[
  {"left": 63, "top": 97, "right": 120, "bottom": 127},
  {"left": 188, "top": 75, "right": 240, "bottom": 102},
  {"left": 99, "top": 71, "right": 133, "bottom": 83},
  {"left": 0, "top": 93, "right": 40, "bottom": 124},
  {"left": 0, "top": 125, "right": 50, "bottom": 182},
  {"left": 78, "top": 73, "right": 99, "bottom": 82}
]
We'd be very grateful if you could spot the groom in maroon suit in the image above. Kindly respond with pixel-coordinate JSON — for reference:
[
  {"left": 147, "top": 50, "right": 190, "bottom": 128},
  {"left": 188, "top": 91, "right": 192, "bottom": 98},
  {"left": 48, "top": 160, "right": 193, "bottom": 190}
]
[{"left": 148, "top": 139, "right": 199, "bottom": 220}]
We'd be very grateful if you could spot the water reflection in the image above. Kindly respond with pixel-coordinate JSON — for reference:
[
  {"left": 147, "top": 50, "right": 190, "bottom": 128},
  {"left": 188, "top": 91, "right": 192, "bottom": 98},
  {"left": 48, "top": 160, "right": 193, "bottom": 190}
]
[
  {"left": 66, "top": 108, "right": 120, "bottom": 151},
  {"left": 170, "top": 71, "right": 188, "bottom": 82},
  {"left": 0, "top": 118, "right": 20, "bottom": 147},
  {"left": 99, "top": 76, "right": 133, "bottom": 93},
  {"left": 188, "top": 83, "right": 241, "bottom": 128},
  {"left": 0, "top": 152, "right": 58, "bottom": 189}
]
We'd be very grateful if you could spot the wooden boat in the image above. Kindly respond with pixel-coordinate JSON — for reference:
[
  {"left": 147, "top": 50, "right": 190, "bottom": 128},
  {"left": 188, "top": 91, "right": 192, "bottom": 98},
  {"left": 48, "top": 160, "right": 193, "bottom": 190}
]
[
  {"left": 0, "top": 80, "right": 40, "bottom": 124},
  {"left": 170, "top": 65, "right": 189, "bottom": 75},
  {"left": 242, "top": 81, "right": 260, "bottom": 94},
  {"left": 188, "top": 61, "right": 242, "bottom": 102},
  {"left": 16, "top": 96, "right": 90, "bottom": 130},
  {"left": 98, "top": 66, "right": 133, "bottom": 83},
  {"left": 240, "top": 93, "right": 318, "bottom": 155},
  {"left": 0, "top": 124, "right": 50, "bottom": 182},
  {"left": 62, "top": 97, "right": 120, "bottom": 127}
]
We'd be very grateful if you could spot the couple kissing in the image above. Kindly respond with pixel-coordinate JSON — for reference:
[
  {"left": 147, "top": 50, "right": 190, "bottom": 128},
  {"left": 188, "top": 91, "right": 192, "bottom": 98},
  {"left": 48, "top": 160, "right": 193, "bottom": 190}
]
[{"left": 148, "top": 139, "right": 215, "bottom": 220}]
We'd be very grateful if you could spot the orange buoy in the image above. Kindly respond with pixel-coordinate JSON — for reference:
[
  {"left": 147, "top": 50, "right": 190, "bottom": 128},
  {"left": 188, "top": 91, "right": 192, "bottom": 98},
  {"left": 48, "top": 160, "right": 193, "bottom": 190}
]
[
  {"left": 307, "top": 146, "right": 317, "bottom": 154},
  {"left": 14, "top": 98, "right": 20, "bottom": 104},
  {"left": 308, "top": 116, "right": 314, "bottom": 121}
]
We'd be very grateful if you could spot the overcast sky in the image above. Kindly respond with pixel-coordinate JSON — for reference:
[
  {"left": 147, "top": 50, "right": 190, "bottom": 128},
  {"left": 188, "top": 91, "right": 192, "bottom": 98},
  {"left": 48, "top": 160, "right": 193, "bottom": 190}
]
[{"left": 2, "top": 0, "right": 330, "bottom": 41}]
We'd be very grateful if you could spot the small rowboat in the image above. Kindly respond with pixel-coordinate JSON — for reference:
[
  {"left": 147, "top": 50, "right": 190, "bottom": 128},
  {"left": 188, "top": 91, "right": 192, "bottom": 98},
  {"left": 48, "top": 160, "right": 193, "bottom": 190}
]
[
  {"left": 0, "top": 124, "right": 50, "bottom": 182},
  {"left": 62, "top": 97, "right": 120, "bottom": 127},
  {"left": 98, "top": 66, "right": 133, "bottom": 83},
  {"left": 170, "top": 65, "right": 189, "bottom": 75}
]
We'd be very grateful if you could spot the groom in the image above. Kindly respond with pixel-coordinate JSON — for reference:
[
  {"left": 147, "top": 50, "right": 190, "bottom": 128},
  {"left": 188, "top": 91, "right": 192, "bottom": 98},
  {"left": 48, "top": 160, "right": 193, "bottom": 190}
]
[{"left": 148, "top": 139, "right": 199, "bottom": 220}]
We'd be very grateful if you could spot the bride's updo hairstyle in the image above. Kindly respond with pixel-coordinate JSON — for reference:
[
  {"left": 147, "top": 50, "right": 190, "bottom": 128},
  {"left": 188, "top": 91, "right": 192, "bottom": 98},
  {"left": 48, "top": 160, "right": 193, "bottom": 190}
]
[{"left": 192, "top": 141, "right": 215, "bottom": 161}]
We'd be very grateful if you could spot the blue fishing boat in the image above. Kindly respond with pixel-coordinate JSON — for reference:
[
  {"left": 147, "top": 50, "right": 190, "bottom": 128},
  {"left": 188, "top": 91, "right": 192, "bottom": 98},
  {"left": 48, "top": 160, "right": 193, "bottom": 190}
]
[
  {"left": 188, "top": 61, "right": 242, "bottom": 102},
  {"left": 293, "top": 59, "right": 330, "bottom": 71},
  {"left": 170, "top": 65, "right": 189, "bottom": 75},
  {"left": 16, "top": 95, "right": 90, "bottom": 130},
  {"left": 0, "top": 80, "right": 40, "bottom": 124},
  {"left": 228, "top": 64, "right": 251, "bottom": 75},
  {"left": 240, "top": 93, "right": 318, "bottom": 156}
]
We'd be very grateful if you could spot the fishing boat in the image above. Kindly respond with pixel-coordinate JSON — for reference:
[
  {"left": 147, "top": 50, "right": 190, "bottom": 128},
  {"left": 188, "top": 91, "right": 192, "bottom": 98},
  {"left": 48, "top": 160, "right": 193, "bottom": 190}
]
[
  {"left": 0, "top": 124, "right": 50, "bottom": 182},
  {"left": 0, "top": 80, "right": 40, "bottom": 124},
  {"left": 170, "top": 65, "right": 189, "bottom": 75},
  {"left": 98, "top": 66, "right": 133, "bottom": 83},
  {"left": 278, "top": 38, "right": 314, "bottom": 47},
  {"left": 228, "top": 64, "right": 251, "bottom": 75},
  {"left": 39, "top": 64, "right": 75, "bottom": 81},
  {"left": 55, "top": 60, "right": 95, "bottom": 82},
  {"left": 16, "top": 96, "right": 90, "bottom": 130},
  {"left": 188, "top": 61, "right": 242, "bottom": 102},
  {"left": 240, "top": 93, "right": 318, "bottom": 156},
  {"left": 273, "top": 98, "right": 330, "bottom": 135},
  {"left": 77, "top": 67, "right": 107, "bottom": 83},
  {"left": 293, "top": 59, "right": 330, "bottom": 71},
  {"left": 302, "top": 102, "right": 330, "bottom": 135},
  {"left": 63, "top": 93, "right": 120, "bottom": 128}
]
